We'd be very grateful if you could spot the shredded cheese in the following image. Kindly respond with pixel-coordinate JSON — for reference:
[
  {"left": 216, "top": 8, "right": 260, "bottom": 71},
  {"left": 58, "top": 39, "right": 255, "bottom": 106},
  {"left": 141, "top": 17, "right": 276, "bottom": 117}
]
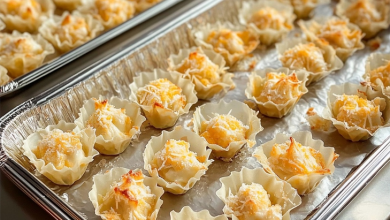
[
  {"left": 3, "top": 0, "right": 42, "bottom": 21},
  {"left": 0, "top": 35, "right": 43, "bottom": 56},
  {"left": 344, "top": 0, "right": 382, "bottom": 24},
  {"left": 56, "top": 14, "right": 89, "bottom": 44},
  {"left": 94, "top": 0, "right": 134, "bottom": 25},
  {"left": 248, "top": 7, "right": 293, "bottom": 30},
  {"left": 369, "top": 60, "right": 390, "bottom": 88},
  {"left": 206, "top": 29, "right": 246, "bottom": 54}
]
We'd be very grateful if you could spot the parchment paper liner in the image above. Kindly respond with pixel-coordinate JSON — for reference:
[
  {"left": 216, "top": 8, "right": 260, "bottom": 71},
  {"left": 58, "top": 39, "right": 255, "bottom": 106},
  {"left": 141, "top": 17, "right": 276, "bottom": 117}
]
[
  {"left": 363, "top": 53, "right": 390, "bottom": 99},
  {"left": 130, "top": 0, "right": 161, "bottom": 13},
  {"left": 335, "top": 0, "right": 390, "bottom": 39},
  {"left": 253, "top": 131, "right": 338, "bottom": 195},
  {"left": 53, "top": 0, "right": 90, "bottom": 11},
  {"left": 0, "top": 0, "right": 55, "bottom": 33},
  {"left": 39, "top": 11, "right": 104, "bottom": 53},
  {"left": 0, "top": 31, "right": 55, "bottom": 78},
  {"left": 0, "top": 65, "right": 10, "bottom": 86},
  {"left": 192, "top": 21, "right": 259, "bottom": 67},
  {"left": 170, "top": 206, "right": 228, "bottom": 220},
  {"left": 129, "top": 69, "right": 198, "bottom": 129},
  {"left": 215, "top": 167, "right": 301, "bottom": 220},
  {"left": 88, "top": 167, "right": 164, "bottom": 220},
  {"left": 22, "top": 120, "right": 99, "bottom": 185},
  {"left": 192, "top": 100, "right": 263, "bottom": 161},
  {"left": 298, "top": 16, "right": 365, "bottom": 62},
  {"left": 79, "top": 0, "right": 135, "bottom": 30},
  {"left": 75, "top": 96, "right": 145, "bottom": 155},
  {"left": 168, "top": 47, "right": 235, "bottom": 100},
  {"left": 245, "top": 67, "right": 309, "bottom": 118},
  {"left": 323, "top": 82, "right": 390, "bottom": 141},
  {"left": 143, "top": 126, "right": 213, "bottom": 194},
  {"left": 278, "top": 0, "right": 330, "bottom": 19},
  {"left": 238, "top": 1, "right": 295, "bottom": 46},
  {"left": 276, "top": 37, "right": 344, "bottom": 85}
]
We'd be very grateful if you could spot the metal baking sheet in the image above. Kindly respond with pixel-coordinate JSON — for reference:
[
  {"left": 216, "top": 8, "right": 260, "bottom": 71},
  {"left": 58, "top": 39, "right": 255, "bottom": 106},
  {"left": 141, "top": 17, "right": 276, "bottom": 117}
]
[
  {"left": 1, "top": 0, "right": 390, "bottom": 219},
  {"left": 0, "top": 0, "right": 180, "bottom": 97}
]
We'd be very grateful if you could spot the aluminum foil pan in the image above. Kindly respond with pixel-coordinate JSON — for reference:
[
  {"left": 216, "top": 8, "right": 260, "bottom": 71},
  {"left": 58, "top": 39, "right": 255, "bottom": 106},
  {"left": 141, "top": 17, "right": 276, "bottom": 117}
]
[
  {"left": 1, "top": 0, "right": 390, "bottom": 219},
  {"left": 0, "top": 0, "right": 180, "bottom": 97}
]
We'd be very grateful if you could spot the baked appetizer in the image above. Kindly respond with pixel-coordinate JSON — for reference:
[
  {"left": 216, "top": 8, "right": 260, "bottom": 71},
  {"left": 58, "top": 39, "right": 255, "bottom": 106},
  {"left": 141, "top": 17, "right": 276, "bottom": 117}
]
[
  {"left": 0, "top": 65, "right": 10, "bottom": 86},
  {"left": 253, "top": 131, "right": 338, "bottom": 195},
  {"left": 129, "top": 0, "right": 161, "bottom": 12},
  {"left": 323, "top": 83, "right": 390, "bottom": 141},
  {"left": 238, "top": 1, "right": 295, "bottom": 45},
  {"left": 89, "top": 167, "right": 164, "bottom": 220},
  {"left": 144, "top": 126, "right": 212, "bottom": 194},
  {"left": 22, "top": 120, "right": 98, "bottom": 185},
  {"left": 79, "top": 0, "right": 135, "bottom": 30},
  {"left": 192, "top": 100, "right": 263, "bottom": 161},
  {"left": 0, "top": 0, "right": 54, "bottom": 33},
  {"left": 192, "top": 22, "right": 259, "bottom": 66},
  {"left": 364, "top": 53, "right": 390, "bottom": 98},
  {"left": 53, "top": 0, "right": 89, "bottom": 11},
  {"left": 168, "top": 47, "right": 235, "bottom": 100},
  {"left": 276, "top": 38, "right": 343, "bottom": 85},
  {"left": 129, "top": 69, "right": 197, "bottom": 129},
  {"left": 39, "top": 11, "right": 104, "bottom": 53},
  {"left": 0, "top": 31, "right": 55, "bottom": 78},
  {"left": 170, "top": 206, "right": 228, "bottom": 220},
  {"left": 336, "top": 0, "right": 390, "bottom": 39},
  {"left": 278, "top": 0, "right": 330, "bottom": 18},
  {"left": 298, "top": 16, "right": 365, "bottom": 62},
  {"left": 245, "top": 67, "right": 308, "bottom": 118},
  {"left": 75, "top": 97, "right": 145, "bottom": 155},
  {"left": 216, "top": 167, "right": 301, "bottom": 220}
]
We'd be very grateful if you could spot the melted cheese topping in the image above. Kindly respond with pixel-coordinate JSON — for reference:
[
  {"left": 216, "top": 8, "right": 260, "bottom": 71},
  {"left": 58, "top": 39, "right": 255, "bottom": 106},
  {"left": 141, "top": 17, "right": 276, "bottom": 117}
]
[
  {"left": 280, "top": 43, "right": 328, "bottom": 73},
  {"left": 268, "top": 137, "right": 330, "bottom": 180},
  {"left": 137, "top": 78, "right": 186, "bottom": 112},
  {"left": 315, "top": 18, "right": 363, "bottom": 49},
  {"left": 95, "top": 0, "right": 134, "bottom": 25},
  {"left": 33, "top": 129, "right": 84, "bottom": 170},
  {"left": 225, "top": 183, "right": 282, "bottom": 220},
  {"left": 86, "top": 99, "right": 132, "bottom": 140},
  {"left": 369, "top": 60, "right": 390, "bottom": 88},
  {"left": 151, "top": 139, "right": 207, "bottom": 185},
  {"left": 100, "top": 170, "right": 156, "bottom": 220},
  {"left": 200, "top": 114, "right": 248, "bottom": 148},
  {"left": 3, "top": 0, "right": 42, "bottom": 21},
  {"left": 175, "top": 49, "right": 220, "bottom": 86},
  {"left": 333, "top": 94, "right": 385, "bottom": 132},
  {"left": 55, "top": 14, "right": 90, "bottom": 44},
  {"left": 254, "top": 72, "right": 302, "bottom": 104},
  {"left": 0, "top": 35, "right": 43, "bottom": 56},
  {"left": 344, "top": 0, "right": 382, "bottom": 24},
  {"left": 206, "top": 29, "right": 246, "bottom": 54},
  {"left": 248, "top": 7, "right": 293, "bottom": 30}
]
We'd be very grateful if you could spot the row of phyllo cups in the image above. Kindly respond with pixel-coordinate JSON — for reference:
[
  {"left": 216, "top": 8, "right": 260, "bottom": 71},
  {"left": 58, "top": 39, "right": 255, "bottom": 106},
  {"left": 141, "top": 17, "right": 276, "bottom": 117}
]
[{"left": 0, "top": 0, "right": 160, "bottom": 85}]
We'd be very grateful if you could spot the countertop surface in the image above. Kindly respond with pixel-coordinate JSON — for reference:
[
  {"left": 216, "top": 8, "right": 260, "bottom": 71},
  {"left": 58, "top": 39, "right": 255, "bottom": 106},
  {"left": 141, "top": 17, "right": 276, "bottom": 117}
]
[{"left": 1, "top": 0, "right": 390, "bottom": 219}]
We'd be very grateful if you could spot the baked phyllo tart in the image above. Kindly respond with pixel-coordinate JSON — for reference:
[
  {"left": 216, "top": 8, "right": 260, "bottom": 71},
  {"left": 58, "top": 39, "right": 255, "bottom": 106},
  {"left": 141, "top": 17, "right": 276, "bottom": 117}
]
[
  {"left": 298, "top": 16, "right": 365, "bottom": 62},
  {"left": 364, "top": 53, "right": 390, "bottom": 98},
  {"left": 75, "top": 97, "right": 145, "bottom": 155},
  {"left": 0, "top": 0, "right": 54, "bottom": 33},
  {"left": 170, "top": 206, "right": 228, "bottom": 220},
  {"left": 278, "top": 0, "right": 330, "bottom": 19},
  {"left": 323, "top": 83, "right": 390, "bottom": 141},
  {"left": 128, "top": 0, "right": 161, "bottom": 12},
  {"left": 276, "top": 38, "right": 343, "bottom": 85},
  {"left": 39, "top": 11, "right": 104, "bottom": 53},
  {"left": 253, "top": 131, "right": 338, "bottom": 195},
  {"left": 192, "top": 22, "right": 259, "bottom": 67},
  {"left": 0, "top": 65, "right": 10, "bottom": 86},
  {"left": 22, "top": 120, "right": 98, "bottom": 185},
  {"left": 143, "top": 126, "right": 213, "bottom": 194},
  {"left": 336, "top": 0, "right": 390, "bottom": 39},
  {"left": 245, "top": 67, "right": 308, "bottom": 118},
  {"left": 79, "top": 0, "right": 135, "bottom": 30},
  {"left": 0, "top": 31, "right": 55, "bottom": 78},
  {"left": 129, "top": 69, "right": 197, "bottom": 129},
  {"left": 89, "top": 167, "right": 164, "bottom": 220},
  {"left": 53, "top": 0, "right": 89, "bottom": 11},
  {"left": 238, "top": 1, "right": 295, "bottom": 46},
  {"left": 192, "top": 100, "right": 263, "bottom": 161},
  {"left": 168, "top": 47, "right": 235, "bottom": 100},
  {"left": 216, "top": 167, "right": 301, "bottom": 220}
]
